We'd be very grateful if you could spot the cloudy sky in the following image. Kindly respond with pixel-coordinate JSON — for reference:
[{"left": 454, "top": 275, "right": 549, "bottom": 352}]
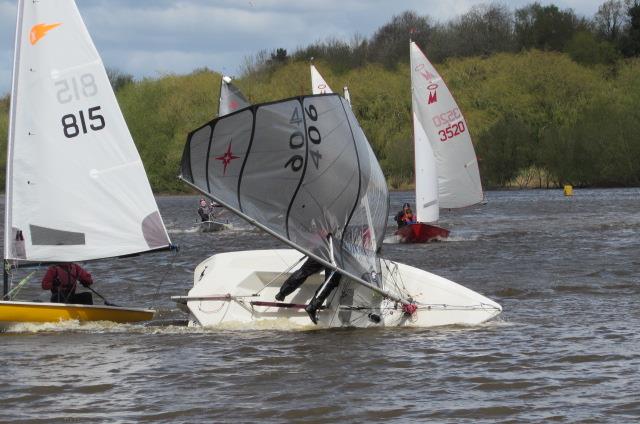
[{"left": 0, "top": 0, "right": 606, "bottom": 95}]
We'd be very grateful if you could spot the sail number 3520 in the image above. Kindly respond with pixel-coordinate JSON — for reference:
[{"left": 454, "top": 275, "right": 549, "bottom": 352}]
[{"left": 438, "top": 121, "right": 466, "bottom": 142}]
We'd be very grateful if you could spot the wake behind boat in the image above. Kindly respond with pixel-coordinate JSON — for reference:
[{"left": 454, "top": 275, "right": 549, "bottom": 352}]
[
  {"left": 1, "top": 0, "right": 172, "bottom": 327},
  {"left": 172, "top": 93, "right": 501, "bottom": 328}
]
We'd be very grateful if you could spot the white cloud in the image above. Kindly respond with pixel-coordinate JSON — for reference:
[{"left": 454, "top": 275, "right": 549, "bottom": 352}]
[{"left": 0, "top": 0, "right": 608, "bottom": 95}]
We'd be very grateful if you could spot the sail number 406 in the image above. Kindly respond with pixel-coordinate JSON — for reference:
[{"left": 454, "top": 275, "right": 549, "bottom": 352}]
[
  {"left": 61, "top": 106, "right": 105, "bottom": 138},
  {"left": 285, "top": 104, "right": 322, "bottom": 171},
  {"left": 438, "top": 121, "right": 466, "bottom": 142}
]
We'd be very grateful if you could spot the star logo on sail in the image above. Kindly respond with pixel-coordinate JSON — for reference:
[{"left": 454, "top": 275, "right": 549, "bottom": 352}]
[
  {"left": 215, "top": 140, "right": 240, "bottom": 175},
  {"left": 30, "top": 22, "right": 62, "bottom": 45}
]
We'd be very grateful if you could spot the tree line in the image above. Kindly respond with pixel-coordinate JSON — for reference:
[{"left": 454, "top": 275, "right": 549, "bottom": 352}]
[{"left": 1, "top": 1, "right": 639, "bottom": 191}]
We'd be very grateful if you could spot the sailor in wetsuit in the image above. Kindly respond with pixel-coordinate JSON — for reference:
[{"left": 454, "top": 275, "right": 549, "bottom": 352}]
[
  {"left": 197, "top": 198, "right": 210, "bottom": 222},
  {"left": 275, "top": 257, "right": 341, "bottom": 325}
]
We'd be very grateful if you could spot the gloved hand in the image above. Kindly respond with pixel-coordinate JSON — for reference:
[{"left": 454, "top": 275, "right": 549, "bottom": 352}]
[{"left": 52, "top": 279, "right": 61, "bottom": 289}]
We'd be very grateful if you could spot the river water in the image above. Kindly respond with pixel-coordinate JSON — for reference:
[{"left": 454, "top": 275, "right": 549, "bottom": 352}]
[{"left": 1, "top": 189, "right": 639, "bottom": 423}]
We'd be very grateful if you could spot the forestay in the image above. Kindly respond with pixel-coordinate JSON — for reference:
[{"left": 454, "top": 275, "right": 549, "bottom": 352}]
[
  {"left": 4, "top": 0, "right": 171, "bottom": 263},
  {"left": 410, "top": 41, "right": 483, "bottom": 209},
  {"left": 219, "top": 76, "right": 249, "bottom": 117},
  {"left": 180, "top": 94, "right": 389, "bottom": 285}
]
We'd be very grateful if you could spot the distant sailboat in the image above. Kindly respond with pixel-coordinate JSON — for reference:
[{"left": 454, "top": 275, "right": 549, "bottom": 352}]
[
  {"left": 218, "top": 75, "right": 250, "bottom": 117},
  {"left": 1, "top": 0, "right": 172, "bottom": 327},
  {"left": 310, "top": 63, "right": 351, "bottom": 105},
  {"left": 195, "top": 75, "right": 250, "bottom": 233},
  {"left": 172, "top": 93, "right": 501, "bottom": 328},
  {"left": 396, "top": 41, "right": 483, "bottom": 243}
]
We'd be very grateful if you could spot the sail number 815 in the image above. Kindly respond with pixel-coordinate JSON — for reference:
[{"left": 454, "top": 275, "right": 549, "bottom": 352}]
[{"left": 61, "top": 106, "right": 105, "bottom": 138}]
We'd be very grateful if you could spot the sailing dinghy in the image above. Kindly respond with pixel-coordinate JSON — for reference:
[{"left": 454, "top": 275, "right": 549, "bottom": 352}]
[
  {"left": 310, "top": 63, "right": 351, "bottom": 105},
  {"left": 172, "top": 93, "right": 500, "bottom": 328},
  {"left": 196, "top": 76, "right": 250, "bottom": 233},
  {"left": 1, "top": 0, "right": 172, "bottom": 328},
  {"left": 397, "top": 42, "right": 484, "bottom": 243}
]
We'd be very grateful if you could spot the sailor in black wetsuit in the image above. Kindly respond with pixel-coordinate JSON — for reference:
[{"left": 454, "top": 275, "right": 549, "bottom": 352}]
[
  {"left": 275, "top": 257, "right": 341, "bottom": 325},
  {"left": 197, "top": 198, "right": 210, "bottom": 222}
]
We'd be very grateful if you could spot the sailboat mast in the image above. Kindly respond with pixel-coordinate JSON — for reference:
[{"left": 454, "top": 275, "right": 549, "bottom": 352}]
[
  {"left": 3, "top": 262, "right": 8, "bottom": 299},
  {"left": 4, "top": 0, "right": 24, "bottom": 266}
]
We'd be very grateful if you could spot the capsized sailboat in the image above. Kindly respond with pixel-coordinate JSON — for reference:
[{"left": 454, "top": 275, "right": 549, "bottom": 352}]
[
  {"left": 1, "top": 0, "right": 172, "bottom": 327},
  {"left": 172, "top": 93, "right": 500, "bottom": 328},
  {"left": 397, "top": 42, "right": 484, "bottom": 243}
]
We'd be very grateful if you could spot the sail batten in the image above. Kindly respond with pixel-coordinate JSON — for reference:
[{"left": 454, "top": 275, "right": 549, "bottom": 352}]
[
  {"left": 4, "top": 0, "right": 171, "bottom": 263},
  {"left": 181, "top": 94, "right": 390, "bottom": 297}
]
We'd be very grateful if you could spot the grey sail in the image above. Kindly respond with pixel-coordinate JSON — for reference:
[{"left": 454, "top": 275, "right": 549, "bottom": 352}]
[
  {"left": 218, "top": 77, "right": 250, "bottom": 117},
  {"left": 180, "top": 94, "right": 389, "bottom": 290}
]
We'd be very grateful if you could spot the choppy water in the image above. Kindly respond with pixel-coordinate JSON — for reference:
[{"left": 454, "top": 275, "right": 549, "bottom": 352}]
[{"left": 1, "top": 189, "right": 639, "bottom": 423}]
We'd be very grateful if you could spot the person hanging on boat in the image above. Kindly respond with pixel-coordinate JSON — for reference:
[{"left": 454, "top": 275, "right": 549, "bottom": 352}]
[
  {"left": 42, "top": 263, "right": 94, "bottom": 305},
  {"left": 197, "top": 198, "right": 210, "bottom": 222},
  {"left": 395, "top": 203, "right": 417, "bottom": 228},
  {"left": 274, "top": 257, "right": 342, "bottom": 325}
]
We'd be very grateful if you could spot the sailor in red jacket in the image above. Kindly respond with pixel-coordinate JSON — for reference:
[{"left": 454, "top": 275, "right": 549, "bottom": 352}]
[{"left": 42, "top": 263, "right": 94, "bottom": 305}]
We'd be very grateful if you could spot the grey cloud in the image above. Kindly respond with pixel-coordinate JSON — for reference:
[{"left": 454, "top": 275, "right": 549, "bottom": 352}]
[{"left": 1, "top": 0, "right": 605, "bottom": 95}]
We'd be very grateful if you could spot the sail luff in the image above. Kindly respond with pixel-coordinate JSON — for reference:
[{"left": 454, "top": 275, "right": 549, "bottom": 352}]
[
  {"left": 179, "top": 177, "right": 408, "bottom": 305},
  {"left": 4, "top": 0, "right": 25, "bottom": 260}
]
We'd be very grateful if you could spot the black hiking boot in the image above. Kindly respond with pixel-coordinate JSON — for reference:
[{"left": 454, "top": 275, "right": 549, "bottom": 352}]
[{"left": 305, "top": 299, "right": 321, "bottom": 325}]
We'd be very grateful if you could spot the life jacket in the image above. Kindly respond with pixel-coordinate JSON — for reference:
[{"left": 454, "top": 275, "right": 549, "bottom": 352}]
[{"left": 402, "top": 212, "right": 415, "bottom": 223}]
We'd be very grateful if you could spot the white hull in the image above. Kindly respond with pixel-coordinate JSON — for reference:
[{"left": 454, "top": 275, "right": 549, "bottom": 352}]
[{"left": 173, "top": 249, "right": 501, "bottom": 329}]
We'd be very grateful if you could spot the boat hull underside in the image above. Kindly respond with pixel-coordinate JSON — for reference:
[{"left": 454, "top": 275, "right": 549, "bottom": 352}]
[
  {"left": 0, "top": 301, "right": 155, "bottom": 328},
  {"left": 177, "top": 249, "right": 501, "bottom": 329}
]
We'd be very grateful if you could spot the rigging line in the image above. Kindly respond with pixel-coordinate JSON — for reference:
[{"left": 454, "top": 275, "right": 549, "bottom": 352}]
[
  {"left": 253, "top": 254, "right": 306, "bottom": 296},
  {"left": 152, "top": 247, "right": 180, "bottom": 301},
  {"left": 382, "top": 259, "right": 409, "bottom": 297}
]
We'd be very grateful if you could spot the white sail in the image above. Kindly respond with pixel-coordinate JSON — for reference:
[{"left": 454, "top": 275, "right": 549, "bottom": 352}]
[
  {"left": 218, "top": 75, "right": 249, "bottom": 117},
  {"left": 413, "top": 113, "right": 439, "bottom": 223},
  {"left": 310, "top": 64, "right": 333, "bottom": 94},
  {"left": 4, "top": 0, "right": 171, "bottom": 263},
  {"left": 410, "top": 41, "right": 483, "bottom": 209}
]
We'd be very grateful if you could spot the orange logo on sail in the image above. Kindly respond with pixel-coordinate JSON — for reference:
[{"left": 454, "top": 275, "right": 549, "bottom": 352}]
[{"left": 30, "top": 22, "right": 62, "bottom": 45}]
